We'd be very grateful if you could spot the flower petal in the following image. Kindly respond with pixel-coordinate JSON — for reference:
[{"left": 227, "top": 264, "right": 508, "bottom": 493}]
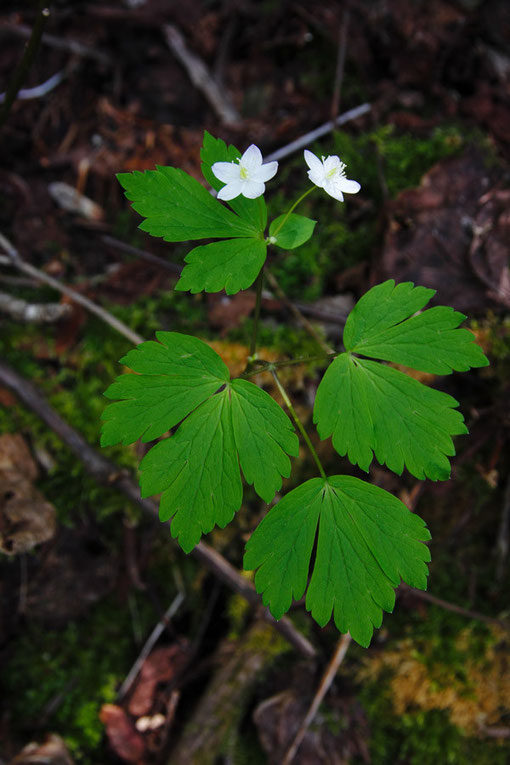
[
  {"left": 212, "top": 161, "right": 241, "bottom": 183},
  {"left": 241, "top": 180, "right": 265, "bottom": 199},
  {"left": 323, "top": 155, "right": 341, "bottom": 175},
  {"left": 217, "top": 179, "right": 244, "bottom": 200},
  {"left": 323, "top": 178, "right": 344, "bottom": 201},
  {"left": 339, "top": 178, "right": 361, "bottom": 194},
  {"left": 255, "top": 161, "right": 278, "bottom": 183},
  {"left": 304, "top": 150, "right": 324, "bottom": 175},
  {"left": 241, "top": 144, "right": 263, "bottom": 172}
]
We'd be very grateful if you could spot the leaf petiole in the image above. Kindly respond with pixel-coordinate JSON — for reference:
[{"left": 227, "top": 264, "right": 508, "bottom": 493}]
[
  {"left": 270, "top": 186, "right": 316, "bottom": 239},
  {"left": 271, "top": 368, "right": 327, "bottom": 480}
]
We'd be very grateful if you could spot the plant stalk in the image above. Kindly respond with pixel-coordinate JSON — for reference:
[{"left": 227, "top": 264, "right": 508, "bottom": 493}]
[
  {"left": 271, "top": 369, "right": 327, "bottom": 480},
  {"left": 271, "top": 186, "right": 316, "bottom": 238},
  {"left": 0, "top": 2, "right": 50, "bottom": 130},
  {"left": 249, "top": 266, "right": 264, "bottom": 360}
]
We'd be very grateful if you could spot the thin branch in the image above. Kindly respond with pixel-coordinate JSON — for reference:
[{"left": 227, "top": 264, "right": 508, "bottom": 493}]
[
  {"left": 283, "top": 633, "right": 352, "bottom": 764},
  {"left": 0, "top": 290, "right": 71, "bottom": 323},
  {"left": 163, "top": 24, "right": 241, "bottom": 125},
  {"left": 0, "top": 359, "right": 317, "bottom": 660},
  {"left": 0, "top": 233, "right": 143, "bottom": 346},
  {"left": 118, "top": 592, "right": 185, "bottom": 699},
  {"left": 265, "top": 270, "right": 333, "bottom": 354},
  {"left": 0, "top": 70, "right": 66, "bottom": 104},
  {"left": 264, "top": 103, "right": 371, "bottom": 164},
  {"left": 0, "top": 21, "right": 112, "bottom": 66},
  {"left": 101, "top": 235, "right": 182, "bottom": 274},
  {"left": 330, "top": 10, "right": 350, "bottom": 123},
  {"left": 0, "top": 2, "right": 50, "bottom": 129},
  {"left": 399, "top": 584, "right": 510, "bottom": 631}
]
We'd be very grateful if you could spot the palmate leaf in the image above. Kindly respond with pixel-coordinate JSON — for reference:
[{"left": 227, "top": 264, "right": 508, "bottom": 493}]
[
  {"left": 117, "top": 165, "right": 257, "bottom": 242},
  {"left": 314, "top": 280, "right": 489, "bottom": 480},
  {"left": 101, "top": 333, "right": 298, "bottom": 552},
  {"left": 175, "top": 238, "right": 267, "bottom": 295},
  {"left": 101, "top": 332, "right": 229, "bottom": 446},
  {"left": 244, "top": 475, "right": 431, "bottom": 647}
]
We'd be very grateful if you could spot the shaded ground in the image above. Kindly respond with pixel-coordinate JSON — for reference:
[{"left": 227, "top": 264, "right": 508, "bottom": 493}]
[{"left": 0, "top": 1, "right": 509, "bottom": 763}]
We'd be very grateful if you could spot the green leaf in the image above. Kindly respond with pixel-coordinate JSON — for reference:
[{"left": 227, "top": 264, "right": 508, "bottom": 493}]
[
  {"left": 117, "top": 165, "right": 257, "bottom": 242},
  {"left": 102, "top": 332, "right": 299, "bottom": 550},
  {"left": 315, "top": 280, "right": 489, "bottom": 480},
  {"left": 344, "top": 280, "right": 489, "bottom": 373},
  {"left": 140, "top": 391, "right": 242, "bottom": 553},
  {"left": 101, "top": 332, "right": 229, "bottom": 445},
  {"left": 201, "top": 131, "right": 267, "bottom": 232},
  {"left": 269, "top": 214, "right": 316, "bottom": 249},
  {"left": 230, "top": 379, "right": 299, "bottom": 502},
  {"left": 175, "top": 238, "right": 267, "bottom": 295},
  {"left": 244, "top": 475, "right": 431, "bottom": 647},
  {"left": 314, "top": 353, "right": 467, "bottom": 480}
]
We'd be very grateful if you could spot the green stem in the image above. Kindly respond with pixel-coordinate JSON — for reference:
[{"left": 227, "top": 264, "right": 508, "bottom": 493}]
[
  {"left": 0, "top": 2, "right": 50, "bottom": 130},
  {"left": 241, "top": 351, "right": 338, "bottom": 379},
  {"left": 271, "top": 369, "right": 327, "bottom": 480},
  {"left": 271, "top": 187, "right": 316, "bottom": 238},
  {"left": 249, "top": 266, "right": 264, "bottom": 360},
  {"left": 257, "top": 196, "right": 265, "bottom": 232}
]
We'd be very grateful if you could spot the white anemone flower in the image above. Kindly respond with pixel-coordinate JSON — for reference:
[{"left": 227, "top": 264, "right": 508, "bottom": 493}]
[
  {"left": 212, "top": 144, "right": 278, "bottom": 201},
  {"left": 304, "top": 149, "right": 360, "bottom": 202}
]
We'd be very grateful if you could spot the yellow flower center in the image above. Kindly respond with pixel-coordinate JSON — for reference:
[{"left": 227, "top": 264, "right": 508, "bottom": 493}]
[{"left": 239, "top": 165, "right": 249, "bottom": 180}]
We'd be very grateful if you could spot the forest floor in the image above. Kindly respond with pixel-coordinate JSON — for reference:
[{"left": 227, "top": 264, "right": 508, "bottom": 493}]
[{"left": 0, "top": 1, "right": 509, "bottom": 763}]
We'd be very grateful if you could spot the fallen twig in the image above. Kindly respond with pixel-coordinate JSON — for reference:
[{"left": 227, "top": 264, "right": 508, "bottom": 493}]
[
  {"left": 0, "top": 359, "right": 317, "bottom": 660},
  {"left": 283, "top": 633, "right": 352, "bottom": 764},
  {"left": 1, "top": 21, "right": 112, "bottom": 66},
  {"left": 330, "top": 10, "right": 350, "bottom": 123},
  {"left": 0, "top": 289, "right": 71, "bottom": 323},
  {"left": 0, "top": 69, "right": 66, "bottom": 104},
  {"left": 265, "top": 103, "right": 371, "bottom": 164},
  {"left": 163, "top": 24, "right": 241, "bottom": 125},
  {"left": 399, "top": 584, "right": 510, "bottom": 631},
  {"left": 0, "top": 233, "right": 143, "bottom": 346},
  {"left": 118, "top": 592, "right": 185, "bottom": 699}
]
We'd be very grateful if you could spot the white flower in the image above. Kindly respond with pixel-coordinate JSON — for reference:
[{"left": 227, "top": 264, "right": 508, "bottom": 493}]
[
  {"left": 304, "top": 149, "right": 360, "bottom": 202},
  {"left": 212, "top": 144, "right": 278, "bottom": 201}
]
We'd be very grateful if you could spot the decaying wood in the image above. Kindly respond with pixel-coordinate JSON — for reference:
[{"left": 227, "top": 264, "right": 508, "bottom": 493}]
[
  {"left": 170, "top": 622, "right": 288, "bottom": 764},
  {"left": 163, "top": 24, "right": 241, "bottom": 125}
]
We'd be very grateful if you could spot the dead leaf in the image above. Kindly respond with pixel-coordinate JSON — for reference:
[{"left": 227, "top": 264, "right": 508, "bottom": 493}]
[
  {"left": 8, "top": 734, "right": 73, "bottom": 764},
  {"left": 99, "top": 704, "right": 146, "bottom": 763},
  {"left": 0, "top": 435, "right": 56, "bottom": 555},
  {"left": 128, "top": 643, "right": 189, "bottom": 716}
]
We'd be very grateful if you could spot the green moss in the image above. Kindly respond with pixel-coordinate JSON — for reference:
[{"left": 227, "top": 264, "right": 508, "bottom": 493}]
[
  {"left": 2, "top": 594, "right": 158, "bottom": 763},
  {"left": 357, "top": 677, "right": 508, "bottom": 765}
]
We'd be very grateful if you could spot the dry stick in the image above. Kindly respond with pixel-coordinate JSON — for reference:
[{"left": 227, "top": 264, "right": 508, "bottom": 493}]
[
  {"left": 399, "top": 584, "right": 510, "bottom": 631},
  {"left": 330, "top": 10, "right": 350, "bottom": 123},
  {"left": 0, "top": 290, "right": 71, "bottom": 323},
  {"left": 118, "top": 591, "right": 185, "bottom": 699},
  {"left": 0, "top": 2, "right": 50, "bottom": 129},
  {"left": 283, "top": 633, "right": 352, "bottom": 764},
  {"left": 163, "top": 24, "right": 241, "bottom": 125},
  {"left": 0, "top": 69, "right": 66, "bottom": 104},
  {"left": 264, "top": 103, "right": 371, "bottom": 164},
  {"left": 0, "top": 234, "right": 143, "bottom": 347},
  {"left": 1, "top": 21, "right": 112, "bottom": 66},
  {"left": 0, "top": 359, "right": 316, "bottom": 660},
  {"left": 265, "top": 270, "right": 333, "bottom": 354}
]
